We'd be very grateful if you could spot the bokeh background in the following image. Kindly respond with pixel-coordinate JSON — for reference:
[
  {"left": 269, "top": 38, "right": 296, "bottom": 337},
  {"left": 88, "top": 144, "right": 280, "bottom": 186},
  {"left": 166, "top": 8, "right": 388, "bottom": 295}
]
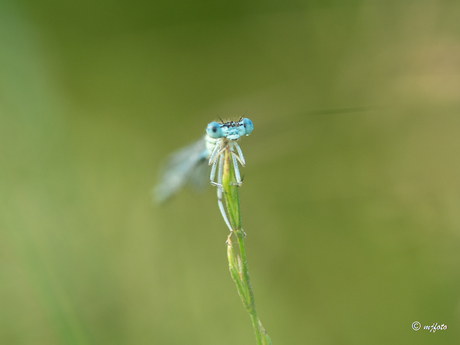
[{"left": 1, "top": 0, "right": 460, "bottom": 344}]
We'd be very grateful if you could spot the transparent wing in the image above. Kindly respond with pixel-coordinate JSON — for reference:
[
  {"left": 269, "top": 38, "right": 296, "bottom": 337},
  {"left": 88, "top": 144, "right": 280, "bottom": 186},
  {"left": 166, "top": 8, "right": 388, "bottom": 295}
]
[
  {"left": 154, "top": 136, "right": 209, "bottom": 203},
  {"left": 188, "top": 156, "right": 211, "bottom": 191}
]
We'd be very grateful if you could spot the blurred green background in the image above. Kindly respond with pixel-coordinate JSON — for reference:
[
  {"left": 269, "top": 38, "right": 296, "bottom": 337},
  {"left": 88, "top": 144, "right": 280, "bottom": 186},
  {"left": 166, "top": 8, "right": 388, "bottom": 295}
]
[{"left": 1, "top": 0, "right": 460, "bottom": 344}]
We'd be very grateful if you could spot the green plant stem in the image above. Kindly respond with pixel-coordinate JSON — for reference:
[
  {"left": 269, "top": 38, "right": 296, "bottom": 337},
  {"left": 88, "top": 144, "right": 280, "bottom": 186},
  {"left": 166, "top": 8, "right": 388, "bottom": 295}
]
[
  {"left": 222, "top": 147, "right": 271, "bottom": 345},
  {"left": 235, "top": 231, "right": 262, "bottom": 345}
]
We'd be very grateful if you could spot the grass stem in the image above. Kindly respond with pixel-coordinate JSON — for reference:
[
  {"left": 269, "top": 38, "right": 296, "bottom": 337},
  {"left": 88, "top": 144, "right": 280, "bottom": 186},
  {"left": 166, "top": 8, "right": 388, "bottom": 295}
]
[{"left": 222, "top": 147, "right": 271, "bottom": 345}]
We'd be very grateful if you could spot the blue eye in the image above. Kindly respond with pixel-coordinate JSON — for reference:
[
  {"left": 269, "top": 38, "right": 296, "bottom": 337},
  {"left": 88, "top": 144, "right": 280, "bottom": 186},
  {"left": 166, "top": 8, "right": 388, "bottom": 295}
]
[
  {"left": 206, "top": 122, "right": 224, "bottom": 138},
  {"left": 243, "top": 118, "right": 253, "bottom": 135}
]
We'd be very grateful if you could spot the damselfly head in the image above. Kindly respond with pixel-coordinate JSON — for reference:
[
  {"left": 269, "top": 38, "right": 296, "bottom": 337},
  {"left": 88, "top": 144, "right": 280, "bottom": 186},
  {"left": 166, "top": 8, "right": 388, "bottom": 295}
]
[{"left": 206, "top": 118, "right": 253, "bottom": 140}]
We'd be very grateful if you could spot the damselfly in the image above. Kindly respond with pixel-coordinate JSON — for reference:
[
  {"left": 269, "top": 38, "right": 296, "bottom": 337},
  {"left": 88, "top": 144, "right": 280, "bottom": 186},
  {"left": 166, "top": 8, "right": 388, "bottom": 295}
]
[{"left": 154, "top": 118, "right": 253, "bottom": 232}]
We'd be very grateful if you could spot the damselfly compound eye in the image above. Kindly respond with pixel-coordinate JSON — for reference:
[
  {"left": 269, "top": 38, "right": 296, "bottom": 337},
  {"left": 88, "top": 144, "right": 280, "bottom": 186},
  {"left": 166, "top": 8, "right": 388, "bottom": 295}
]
[
  {"left": 243, "top": 118, "right": 253, "bottom": 136},
  {"left": 206, "top": 122, "right": 224, "bottom": 138}
]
